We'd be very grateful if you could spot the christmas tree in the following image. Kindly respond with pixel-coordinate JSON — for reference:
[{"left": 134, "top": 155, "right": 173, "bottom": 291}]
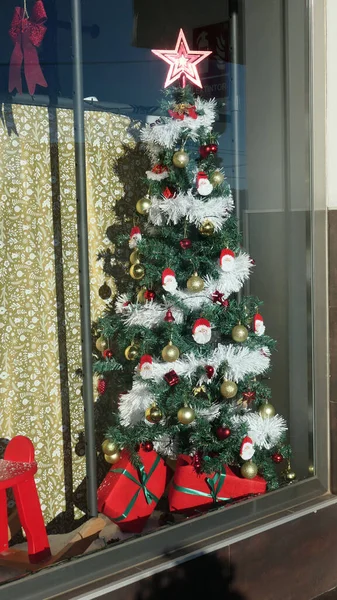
[{"left": 95, "top": 31, "right": 293, "bottom": 525}]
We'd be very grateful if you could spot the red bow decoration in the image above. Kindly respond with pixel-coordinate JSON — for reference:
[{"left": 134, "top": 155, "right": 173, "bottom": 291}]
[
  {"left": 9, "top": 1, "right": 48, "bottom": 95},
  {"left": 211, "top": 290, "right": 229, "bottom": 308},
  {"left": 168, "top": 103, "right": 198, "bottom": 120}
]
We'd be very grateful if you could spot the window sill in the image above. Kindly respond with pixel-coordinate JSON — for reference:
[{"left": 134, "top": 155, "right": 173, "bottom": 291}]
[{"left": 3, "top": 478, "right": 333, "bottom": 600}]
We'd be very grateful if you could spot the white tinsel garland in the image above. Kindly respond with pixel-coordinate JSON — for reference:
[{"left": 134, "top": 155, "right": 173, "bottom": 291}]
[
  {"left": 141, "top": 98, "right": 216, "bottom": 149},
  {"left": 153, "top": 434, "right": 178, "bottom": 458},
  {"left": 139, "top": 343, "right": 271, "bottom": 384},
  {"left": 122, "top": 301, "right": 184, "bottom": 327},
  {"left": 233, "top": 413, "right": 287, "bottom": 449},
  {"left": 118, "top": 382, "right": 156, "bottom": 426},
  {"left": 171, "top": 253, "right": 253, "bottom": 309},
  {"left": 115, "top": 293, "right": 132, "bottom": 314},
  {"left": 148, "top": 189, "right": 234, "bottom": 230},
  {"left": 193, "top": 403, "right": 221, "bottom": 423}
]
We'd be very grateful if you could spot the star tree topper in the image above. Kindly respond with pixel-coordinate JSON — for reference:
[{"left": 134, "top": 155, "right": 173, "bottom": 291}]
[{"left": 152, "top": 29, "right": 212, "bottom": 88}]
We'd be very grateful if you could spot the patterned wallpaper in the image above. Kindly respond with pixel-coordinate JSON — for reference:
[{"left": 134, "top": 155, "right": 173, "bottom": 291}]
[{"left": 0, "top": 104, "right": 142, "bottom": 527}]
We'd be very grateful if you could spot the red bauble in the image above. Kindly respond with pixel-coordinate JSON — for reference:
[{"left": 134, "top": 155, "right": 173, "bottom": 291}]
[
  {"left": 242, "top": 390, "right": 256, "bottom": 403},
  {"left": 209, "top": 143, "right": 218, "bottom": 154},
  {"left": 250, "top": 258, "right": 256, "bottom": 265},
  {"left": 97, "top": 378, "right": 107, "bottom": 395},
  {"left": 144, "top": 289, "right": 156, "bottom": 301},
  {"left": 205, "top": 365, "right": 214, "bottom": 379},
  {"left": 164, "top": 370, "right": 179, "bottom": 386},
  {"left": 272, "top": 452, "right": 283, "bottom": 464},
  {"left": 143, "top": 441, "right": 154, "bottom": 452},
  {"left": 192, "top": 451, "right": 202, "bottom": 472},
  {"left": 102, "top": 349, "right": 113, "bottom": 359},
  {"left": 199, "top": 144, "right": 212, "bottom": 159},
  {"left": 216, "top": 426, "right": 231, "bottom": 440},
  {"left": 164, "top": 309, "right": 175, "bottom": 323},
  {"left": 163, "top": 186, "right": 176, "bottom": 199},
  {"left": 222, "top": 299, "right": 229, "bottom": 308},
  {"left": 179, "top": 238, "right": 192, "bottom": 250}
]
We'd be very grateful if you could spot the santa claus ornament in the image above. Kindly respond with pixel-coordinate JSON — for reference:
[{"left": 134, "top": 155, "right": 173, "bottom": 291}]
[
  {"left": 129, "top": 226, "right": 142, "bottom": 249},
  {"left": 192, "top": 318, "right": 212, "bottom": 344},
  {"left": 139, "top": 355, "right": 153, "bottom": 379},
  {"left": 162, "top": 268, "right": 178, "bottom": 293},
  {"left": 220, "top": 248, "right": 235, "bottom": 272},
  {"left": 253, "top": 313, "right": 266, "bottom": 336},
  {"left": 146, "top": 164, "right": 169, "bottom": 181},
  {"left": 196, "top": 171, "right": 213, "bottom": 196},
  {"left": 240, "top": 436, "right": 255, "bottom": 460}
]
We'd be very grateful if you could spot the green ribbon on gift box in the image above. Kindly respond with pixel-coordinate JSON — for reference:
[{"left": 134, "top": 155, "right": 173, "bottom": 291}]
[
  {"left": 110, "top": 455, "right": 160, "bottom": 522},
  {"left": 173, "top": 471, "right": 230, "bottom": 504}
]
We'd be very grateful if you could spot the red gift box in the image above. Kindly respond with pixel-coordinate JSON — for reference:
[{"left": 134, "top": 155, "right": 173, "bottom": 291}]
[
  {"left": 168, "top": 455, "right": 266, "bottom": 513},
  {"left": 97, "top": 448, "right": 167, "bottom": 533}
]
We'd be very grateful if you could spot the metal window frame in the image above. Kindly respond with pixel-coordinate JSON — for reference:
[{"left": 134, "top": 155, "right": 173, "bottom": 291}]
[{"left": 1, "top": 1, "right": 330, "bottom": 598}]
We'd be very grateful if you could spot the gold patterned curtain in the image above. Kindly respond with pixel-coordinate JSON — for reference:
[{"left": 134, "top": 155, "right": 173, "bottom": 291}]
[{"left": 0, "top": 104, "right": 141, "bottom": 527}]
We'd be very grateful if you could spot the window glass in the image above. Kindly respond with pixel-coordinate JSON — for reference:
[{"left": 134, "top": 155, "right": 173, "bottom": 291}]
[{"left": 0, "top": 0, "right": 313, "bottom": 588}]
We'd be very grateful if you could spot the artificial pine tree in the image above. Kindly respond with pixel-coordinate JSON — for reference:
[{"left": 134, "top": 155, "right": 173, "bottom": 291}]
[{"left": 95, "top": 32, "right": 293, "bottom": 528}]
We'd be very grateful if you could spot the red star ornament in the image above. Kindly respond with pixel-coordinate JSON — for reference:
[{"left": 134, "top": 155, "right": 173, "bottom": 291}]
[{"left": 152, "top": 29, "right": 212, "bottom": 89}]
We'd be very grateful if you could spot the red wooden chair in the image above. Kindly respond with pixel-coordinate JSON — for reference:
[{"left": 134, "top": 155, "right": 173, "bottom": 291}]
[{"left": 0, "top": 436, "right": 51, "bottom": 564}]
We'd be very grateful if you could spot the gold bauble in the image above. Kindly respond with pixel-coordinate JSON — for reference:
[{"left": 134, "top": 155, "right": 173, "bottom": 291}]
[
  {"left": 129, "top": 263, "right": 145, "bottom": 280},
  {"left": 177, "top": 406, "right": 195, "bottom": 425},
  {"left": 232, "top": 324, "right": 249, "bottom": 343},
  {"left": 187, "top": 272, "right": 204, "bottom": 293},
  {"left": 210, "top": 171, "right": 224, "bottom": 186},
  {"left": 149, "top": 406, "right": 163, "bottom": 423},
  {"left": 96, "top": 336, "right": 108, "bottom": 352},
  {"left": 124, "top": 345, "right": 138, "bottom": 361},
  {"left": 259, "top": 403, "right": 276, "bottom": 419},
  {"left": 172, "top": 150, "right": 189, "bottom": 168},
  {"left": 145, "top": 406, "right": 153, "bottom": 422},
  {"left": 137, "top": 287, "right": 147, "bottom": 304},
  {"left": 161, "top": 340, "right": 180, "bottom": 362},
  {"left": 199, "top": 220, "right": 215, "bottom": 236},
  {"left": 136, "top": 195, "right": 151, "bottom": 215},
  {"left": 101, "top": 439, "right": 118, "bottom": 456},
  {"left": 220, "top": 379, "right": 238, "bottom": 398},
  {"left": 130, "top": 249, "right": 140, "bottom": 265},
  {"left": 286, "top": 469, "right": 296, "bottom": 481},
  {"left": 104, "top": 450, "right": 121, "bottom": 464},
  {"left": 308, "top": 465, "right": 315, "bottom": 475},
  {"left": 241, "top": 461, "right": 258, "bottom": 479}
]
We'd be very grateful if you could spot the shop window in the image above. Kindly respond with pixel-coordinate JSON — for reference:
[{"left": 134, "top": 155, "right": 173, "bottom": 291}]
[{"left": 0, "top": 0, "right": 328, "bottom": 596}]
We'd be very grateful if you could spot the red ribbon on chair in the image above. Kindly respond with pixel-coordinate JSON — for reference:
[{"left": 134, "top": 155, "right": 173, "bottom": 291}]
[{"left": 9, "top": 0, "right": 47, "bottom": 95}]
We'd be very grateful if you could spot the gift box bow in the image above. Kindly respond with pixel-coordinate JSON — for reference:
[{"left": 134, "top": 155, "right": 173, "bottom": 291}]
[
  {"left": 173, "top": 471, "right": 231, "bottom": 504},
  {"left": 110, "top": 455, "right": 160, "bottom": 522}
]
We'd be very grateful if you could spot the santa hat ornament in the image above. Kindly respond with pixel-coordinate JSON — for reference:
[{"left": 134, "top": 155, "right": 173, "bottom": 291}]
[
  {"left": 146, "top": 164, "right": 169, "bottom": 181},
  {"left": 196, "top": 171, "right": 213, "bottom": 197},
  {"left": 139, "top": 355, "right": 153, "bottom": 379},
  {"left": 162, "top": 268, "right": 178, "bottom": 293},
  {"left": 220, "top": 249, "right": 235, "bottom": 272},
  {"left": 240, "top": 436, "right": 255, "bottom": 460},
  {"left": 253, "top": 313, "right": 266, "bottom": 336},
  {"left": 192, "top": 318, "right": 212, "bottom": 344},
  {"left": 129, "top": 226, "right": 142, "bottom": 249}
]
